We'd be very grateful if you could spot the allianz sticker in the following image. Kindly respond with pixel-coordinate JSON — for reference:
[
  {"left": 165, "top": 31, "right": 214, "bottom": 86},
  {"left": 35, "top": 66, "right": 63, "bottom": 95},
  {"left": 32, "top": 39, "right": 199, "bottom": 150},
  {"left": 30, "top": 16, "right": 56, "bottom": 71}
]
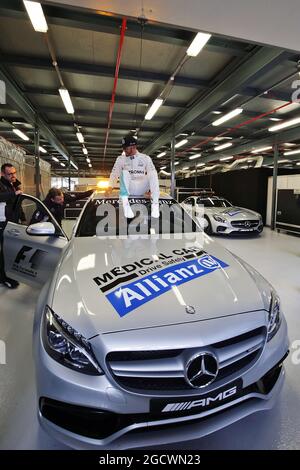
[{"left": 93, "top": 247, "right": 229, "bottom": 317}]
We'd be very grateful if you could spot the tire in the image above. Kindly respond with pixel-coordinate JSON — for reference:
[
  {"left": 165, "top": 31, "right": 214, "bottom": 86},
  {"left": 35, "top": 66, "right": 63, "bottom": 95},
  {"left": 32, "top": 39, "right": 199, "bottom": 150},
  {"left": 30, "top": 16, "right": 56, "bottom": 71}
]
[{"left": 204, "top": 216, "right": 213, "bottom": 235}]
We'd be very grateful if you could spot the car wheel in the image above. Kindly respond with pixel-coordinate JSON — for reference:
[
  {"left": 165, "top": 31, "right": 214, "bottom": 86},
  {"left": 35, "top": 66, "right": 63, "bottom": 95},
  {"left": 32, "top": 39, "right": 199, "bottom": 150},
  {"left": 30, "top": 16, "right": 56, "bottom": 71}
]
[{"left": 204, "top": 216, "right": 213, "bottom": 235}]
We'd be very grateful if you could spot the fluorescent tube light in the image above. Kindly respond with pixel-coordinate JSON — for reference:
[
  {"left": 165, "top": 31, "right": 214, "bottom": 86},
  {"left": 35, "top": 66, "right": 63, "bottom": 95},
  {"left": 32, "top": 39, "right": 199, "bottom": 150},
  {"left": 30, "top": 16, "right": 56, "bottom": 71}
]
[
  {"left": 23, "top": 1, "right": 48, "bottom": 33},
  {"left": 220, "top": 156, "right": 234, "bottom": 161},
  {"left": 189, "top": 153, "right": 201, "bottom": 160},
  {"left": 157, "top": 151, "right": 166, "bottom": 158},
  {"left": 59, "top": 88, "right": 74, "bottom": 114},
  {"left": 175, "top": 139, "right": 188, "bottom": 149},
  {"left": 60, "top": 162, "right": 65, "bottom": 167},
  {"left": 283, "top": 149, "right": 300, "bottom": 156},
  {"left": 76, "top": 132, "right": 84, "bottom": 143},
  {"left": 39, "top": 146, "right": 47, "bottom": 153},
  {"left": 145, "top": 98, "right": 163, "bottom": 120},
  {"left": 13, "top": 128, "right": 29, "bottom": 141},
  {"left": 214, "top": 142, "right": 233, "bottom": 151},
  {"left": 212, "top": 108, "right": 243, "bottom": 127},
  {"left": 186, "top": 32, "right": 211, "bottom": 57},
  {"left": 251, "top": 146, "right": 272, "bottom": 154},
  {"left": 71, "top": 161, "right": 78, "bottom": 170},
  {"left": 52, "top": 156, "right": 59, "bottom": 162},
  {"left": 269, "top": 116, "right": 300, "bottom": 132}
]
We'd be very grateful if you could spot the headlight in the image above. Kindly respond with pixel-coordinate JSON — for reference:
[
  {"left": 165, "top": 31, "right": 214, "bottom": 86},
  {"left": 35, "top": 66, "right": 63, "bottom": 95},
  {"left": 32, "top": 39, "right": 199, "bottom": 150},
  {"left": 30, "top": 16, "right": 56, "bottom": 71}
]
[
  {"left": 43, "top": 306, "right": 103, "bottom": 375},
  {"left": 267, "top": 292, "right": 282, "bottom": 341},
  {"left": 213, "top": 215, "right": 227, "bottom": 223}
]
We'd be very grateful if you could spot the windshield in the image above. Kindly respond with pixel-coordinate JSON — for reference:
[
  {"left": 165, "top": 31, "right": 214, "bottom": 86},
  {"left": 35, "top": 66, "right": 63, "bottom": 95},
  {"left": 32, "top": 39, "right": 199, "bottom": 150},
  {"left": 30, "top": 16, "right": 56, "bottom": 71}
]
[
  {"left": 76, "top": 198, "right": 201, "bottom": 237},
  {"left": 198, "top": 197, "right": 232, "bottom": 208}
]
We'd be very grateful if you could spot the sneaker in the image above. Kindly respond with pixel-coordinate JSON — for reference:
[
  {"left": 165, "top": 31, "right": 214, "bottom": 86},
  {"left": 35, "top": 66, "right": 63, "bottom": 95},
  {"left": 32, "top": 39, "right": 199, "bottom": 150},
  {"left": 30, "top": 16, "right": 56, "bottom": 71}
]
[
  {"left": 0, "top": 277, "right": 19, "bottom": 289},
  {"left": 151, "top": 203, "right": 160, "bottom": 218}
]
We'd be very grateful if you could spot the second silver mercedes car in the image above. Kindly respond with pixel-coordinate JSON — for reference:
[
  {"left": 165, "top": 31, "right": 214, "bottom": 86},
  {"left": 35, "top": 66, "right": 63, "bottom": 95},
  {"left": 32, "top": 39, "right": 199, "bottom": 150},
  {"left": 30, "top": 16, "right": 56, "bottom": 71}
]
[
  {"left": 182, "top": 195, "right": 264, "bottom": 235},
  {"left": 2, "top": 191, "right": 288, "bottom": 449}
]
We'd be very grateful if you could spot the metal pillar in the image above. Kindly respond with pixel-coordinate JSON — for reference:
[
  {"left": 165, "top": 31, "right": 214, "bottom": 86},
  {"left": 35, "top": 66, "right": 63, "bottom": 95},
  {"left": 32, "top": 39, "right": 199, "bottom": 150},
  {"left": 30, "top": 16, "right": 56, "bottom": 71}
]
[
  {"left": 271, "top": 140, "right": 279, "bottom": 230},
  {"left": 170, "top": 124, "right": 176, "bottom": 198},
  {"left": 68, "top": 156, "right": 71, "bottom": 191},
  {"left": 195, "top": 163, "right": 197, "bottom": 189},
  {"left": 34, "top": 124, "right": 40, "bottom": 199}
]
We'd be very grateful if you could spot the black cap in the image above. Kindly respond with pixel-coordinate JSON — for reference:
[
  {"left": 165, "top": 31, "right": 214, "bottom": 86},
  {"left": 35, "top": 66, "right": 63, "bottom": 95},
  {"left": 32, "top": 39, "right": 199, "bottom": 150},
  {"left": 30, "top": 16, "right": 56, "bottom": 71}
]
[{"left": 122, "top": 135, "right": 137, "bottom": 148}]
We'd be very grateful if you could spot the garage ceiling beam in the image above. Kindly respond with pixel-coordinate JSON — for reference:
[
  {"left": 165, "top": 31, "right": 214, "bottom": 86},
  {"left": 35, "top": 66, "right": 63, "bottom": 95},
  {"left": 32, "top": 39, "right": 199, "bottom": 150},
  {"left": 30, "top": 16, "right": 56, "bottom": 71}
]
[
  {"left": 242, "top": 86, "right": 293, "bottom": 103},
  {"left": 0, "top": 64, "right": 77, "bottom": 165},
  {"left": 0, "top": 0, "right": 249, "bottom": 55},
  {"left": 24, "top": 87, "right": 186, "bottom": 109},
  {"left": 143, "top": 48, "right": 291, "bottom": 155},
  {"left": 1, "top": 54, "right": 210, "bottom": 89}
]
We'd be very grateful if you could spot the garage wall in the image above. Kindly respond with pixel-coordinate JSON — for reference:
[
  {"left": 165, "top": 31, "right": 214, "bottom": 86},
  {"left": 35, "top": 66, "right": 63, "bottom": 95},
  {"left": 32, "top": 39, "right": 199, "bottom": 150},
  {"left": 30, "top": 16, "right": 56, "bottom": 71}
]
[{"left": 266, "top": 174, "right": 300, "bottom": 226}]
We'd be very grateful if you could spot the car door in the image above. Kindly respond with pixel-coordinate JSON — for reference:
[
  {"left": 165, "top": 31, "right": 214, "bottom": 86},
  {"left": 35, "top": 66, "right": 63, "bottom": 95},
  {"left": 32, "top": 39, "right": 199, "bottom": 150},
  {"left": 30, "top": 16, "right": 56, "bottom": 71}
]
[{"left": 3, "top": 194, "right": 68, "bottom": 287}]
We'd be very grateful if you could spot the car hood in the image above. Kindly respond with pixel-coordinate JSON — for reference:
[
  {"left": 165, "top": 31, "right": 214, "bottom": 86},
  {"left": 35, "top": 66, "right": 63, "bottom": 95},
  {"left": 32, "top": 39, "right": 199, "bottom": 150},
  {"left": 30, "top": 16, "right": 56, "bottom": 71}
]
[
  {"left": 206, "top": 206, "right": 260, "bottom": 219},
  {"left": 51, "top": 235, "right": 265, "bottom": 338}
]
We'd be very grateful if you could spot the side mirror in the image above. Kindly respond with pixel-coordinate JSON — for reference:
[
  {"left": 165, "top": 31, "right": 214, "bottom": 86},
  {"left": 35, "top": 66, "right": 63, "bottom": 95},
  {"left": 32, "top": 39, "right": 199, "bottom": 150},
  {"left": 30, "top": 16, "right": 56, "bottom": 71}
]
[{"left": 27, "top": 222, "right": 56, "bottom": 236}]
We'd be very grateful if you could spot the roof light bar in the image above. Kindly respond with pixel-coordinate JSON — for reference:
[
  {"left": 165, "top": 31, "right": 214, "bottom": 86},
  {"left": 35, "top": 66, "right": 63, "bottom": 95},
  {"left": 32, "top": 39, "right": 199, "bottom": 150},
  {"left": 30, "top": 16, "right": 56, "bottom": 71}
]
[{"left": 186, "top": 32, "right": 211, "bottom": 57}]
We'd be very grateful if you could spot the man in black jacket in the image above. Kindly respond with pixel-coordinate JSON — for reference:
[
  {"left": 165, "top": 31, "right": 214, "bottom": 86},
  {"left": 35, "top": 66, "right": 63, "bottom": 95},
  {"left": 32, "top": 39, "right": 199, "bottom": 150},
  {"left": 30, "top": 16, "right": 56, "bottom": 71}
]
[
  {"left": 0, "top": 163, "right": 23, "bottom": 289},
  {"left": 31, "top": 187, "right": 94, "bottom": 227}
]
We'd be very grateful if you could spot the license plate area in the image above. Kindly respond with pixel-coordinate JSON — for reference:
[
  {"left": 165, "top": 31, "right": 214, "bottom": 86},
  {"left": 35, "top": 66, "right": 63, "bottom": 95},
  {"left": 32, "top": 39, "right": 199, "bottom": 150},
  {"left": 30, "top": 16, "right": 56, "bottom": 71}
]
[{"left": 150, "top": 379, "right": 243, "bottom": 416}]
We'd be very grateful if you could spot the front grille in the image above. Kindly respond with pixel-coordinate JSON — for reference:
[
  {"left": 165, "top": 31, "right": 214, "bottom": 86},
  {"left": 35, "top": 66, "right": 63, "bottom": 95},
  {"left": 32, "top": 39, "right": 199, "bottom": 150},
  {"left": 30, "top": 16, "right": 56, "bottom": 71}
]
[
  {"left": 106, "top": 327, "right": 267, "bottom": 394},
  {"left": 231, "top": 220, "right": 259, "bottom": 228}
]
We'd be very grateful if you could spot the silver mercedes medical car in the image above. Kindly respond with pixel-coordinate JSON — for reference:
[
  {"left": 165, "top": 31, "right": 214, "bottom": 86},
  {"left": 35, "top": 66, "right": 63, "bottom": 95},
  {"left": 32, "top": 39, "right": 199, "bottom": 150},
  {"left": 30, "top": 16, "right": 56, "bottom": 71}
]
[
  {"left": 3, "top": 192, "right": 288, "bottom": 449},
  {"left": 182, "top": 195, "right": 263, "bottom": 235}
]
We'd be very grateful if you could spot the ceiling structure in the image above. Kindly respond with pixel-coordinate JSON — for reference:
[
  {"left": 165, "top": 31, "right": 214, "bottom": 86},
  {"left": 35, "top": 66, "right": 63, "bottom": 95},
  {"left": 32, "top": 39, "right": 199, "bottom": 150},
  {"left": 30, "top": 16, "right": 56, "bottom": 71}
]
[{"left": 0, "top": 0, "right": 300, "bottom": 177}]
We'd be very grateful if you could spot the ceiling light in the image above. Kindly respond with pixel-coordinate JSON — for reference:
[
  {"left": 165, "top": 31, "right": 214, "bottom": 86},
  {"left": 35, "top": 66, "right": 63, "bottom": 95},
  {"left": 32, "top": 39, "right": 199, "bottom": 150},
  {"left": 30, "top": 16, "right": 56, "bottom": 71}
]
[
  {"left": 157, "top": 151, "right": 166, "bottom": 158},
  {"left": 86, "top": 157, "right": 91, "bottom": 163},
  {"left": 284, "top": 142, "right": 297, "bottom": 147},
  {"left": 251, "top": 146, "right": 272, "bottom": 154},
  {"left": 283, "top": 149, "right": 300, "bottom": 156},
  {"left": 39, "top": 146, "right": 47, "bottom": 153},
  {"left": 175, "top": 138, "right": 188, "bottom": 148},
  {"left": 278, "top": 159, "right": 289, "bottom": 163},
  {"left": 296, "top": 162, "right": 300, "bottom": 166},
  {"left": 52, "top": 156, "right": 59, "bottom": 162},
  {"left": 190, "top": 170, "right": 196, "bottom": 174},
  {"left": 13, "top": 128, "right": 29, "bottom": 141},
  {"left": 212, "top": 111, "right": 222, "bottom": 115},
  {"left": 23, "top": 1, "right": 48, "bottom": 33},
  {"left": 186, "top": 32, "right": 211, "bottom": 57},
  {"left": 212, "top": 108, "right": 243, "bottom": 127},
  {"left": 220, "top": 156, "right": 234, "bottom": 161},
  {"left": 174, "top": 162, "right": 179, "bottom": 166},
  {"left": 59, "top": 88, "right": 74, "bottom": 114},
  {"left": 82, "top": 147, "right": 88, "bottom": 155},
  {"left": 197, "top": 163, "right": 205, "bottom": 167},
  {"left": 269, "top": 117, "right": 282, "bottom": 122},
  {"left": 189, "top": 153, "right": 202, "bottom": 160},
  {"left": 160, "top": 166, "right": 167, "bottom": 170},
  {"left": 71, "top": 161, "right": 78, "bottom": 170},
  {"left": 182, "top": 166, "right": 189, "bottom": 170},
  {"left": 76, "top": 132, "right": 84, "bottom": 143},
  {"left": 145, "top": 98, "right": 163, "bottom": 120},
  {"left": 214, "top": 142, "right": 233, "bottom": 151},
  {"left": 269, "top": 116, "right": 300, "bottom": 132},
  {"left": 88, "top": 163, "right": 92, "bottom": 168},
  {"left": 60, "top": 162, "right": 65, "bottom": 167}
]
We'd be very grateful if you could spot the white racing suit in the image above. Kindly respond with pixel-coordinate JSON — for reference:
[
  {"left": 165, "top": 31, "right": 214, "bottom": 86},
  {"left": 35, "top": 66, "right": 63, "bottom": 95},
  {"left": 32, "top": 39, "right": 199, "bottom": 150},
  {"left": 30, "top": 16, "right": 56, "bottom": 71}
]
[{"left": 109, "top": 152, "right": 160, "bottom": 218}]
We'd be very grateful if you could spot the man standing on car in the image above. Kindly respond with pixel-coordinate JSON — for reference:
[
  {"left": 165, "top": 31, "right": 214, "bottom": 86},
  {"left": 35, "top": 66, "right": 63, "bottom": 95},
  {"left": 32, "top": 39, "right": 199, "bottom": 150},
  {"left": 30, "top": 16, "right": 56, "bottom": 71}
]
[
  {"left": 109, "top": 135, "right": 160, "bottom": 218},
  {"left": 0, "top": 163, "right": 23, "bottom": 289},
  {"left": 31, "top": 187, "right": 94, "bottom": 227}
]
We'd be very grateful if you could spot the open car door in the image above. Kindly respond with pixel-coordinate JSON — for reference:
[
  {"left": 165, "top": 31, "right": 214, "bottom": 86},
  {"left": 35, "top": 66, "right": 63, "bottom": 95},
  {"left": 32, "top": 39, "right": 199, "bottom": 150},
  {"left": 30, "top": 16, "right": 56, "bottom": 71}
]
[{"left": 3, "top": 194, "right": 68, "bottom": 287}]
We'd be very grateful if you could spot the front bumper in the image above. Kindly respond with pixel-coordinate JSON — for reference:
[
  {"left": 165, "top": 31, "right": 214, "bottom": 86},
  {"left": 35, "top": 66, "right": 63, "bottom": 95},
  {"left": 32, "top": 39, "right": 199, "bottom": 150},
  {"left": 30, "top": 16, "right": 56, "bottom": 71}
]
[
  {"left": 35, "top": 314, "right": 289, "bottom": 449},
  {"left": 214, "top": 221, "right": 263, "bottom": 235},
  {"left": 38, "top": 356, "right": 287, "bottom": 449}
]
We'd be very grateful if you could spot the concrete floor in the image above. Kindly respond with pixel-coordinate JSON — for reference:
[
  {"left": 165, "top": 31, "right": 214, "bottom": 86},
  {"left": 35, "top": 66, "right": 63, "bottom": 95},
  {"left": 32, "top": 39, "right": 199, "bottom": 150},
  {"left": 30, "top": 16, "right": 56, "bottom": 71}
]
[{"left": 0, "top": 228, "right": 299, "bottom": 449}]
